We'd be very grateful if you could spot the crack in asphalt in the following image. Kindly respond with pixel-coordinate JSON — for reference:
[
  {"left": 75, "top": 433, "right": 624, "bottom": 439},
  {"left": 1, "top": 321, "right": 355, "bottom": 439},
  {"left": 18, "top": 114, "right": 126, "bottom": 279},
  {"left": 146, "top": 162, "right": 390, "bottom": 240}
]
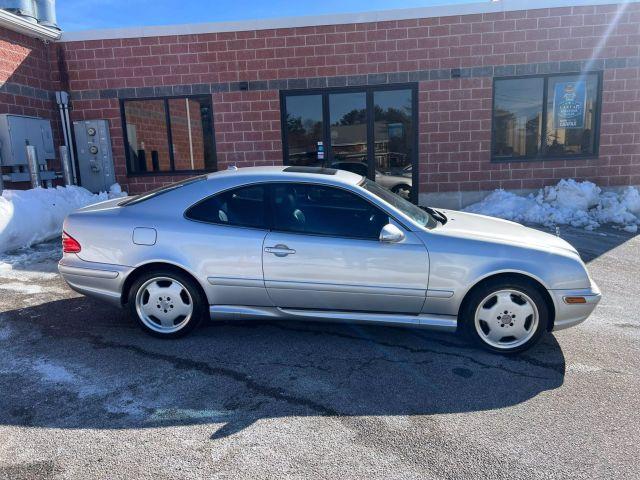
[
  {"left": 83, "top": 334, "right": 342, "bottom": 418},
  {"left": 4, "top": 306, "right": 561, "bottom": 428},
  {"left": 516, "top": 354, "right": 565, "bottom": 374},
  {"left": 408, "top": 330, "right": 567, "bottom": 374},
  {"left": 228, "top": 322, "right": 560, "bottom": 380}
]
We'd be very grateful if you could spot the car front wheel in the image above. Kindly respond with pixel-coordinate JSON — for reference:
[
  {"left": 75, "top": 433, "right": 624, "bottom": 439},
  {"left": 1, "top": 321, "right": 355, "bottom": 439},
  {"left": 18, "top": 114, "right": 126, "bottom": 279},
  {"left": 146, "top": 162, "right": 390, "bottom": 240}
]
[
  {"left": 128, "top": 270, "right": 205, "bottom": 338},
  {"left": 461, "top": 279, "right": 549, "bottom": 354}
]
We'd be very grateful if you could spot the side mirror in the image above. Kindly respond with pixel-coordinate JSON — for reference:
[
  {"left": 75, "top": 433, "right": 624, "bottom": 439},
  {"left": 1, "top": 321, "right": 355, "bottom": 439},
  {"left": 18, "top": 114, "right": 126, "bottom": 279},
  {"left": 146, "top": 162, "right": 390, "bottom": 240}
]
[{"left": 379, "top": 223, "right": 405, "bottom": 243}]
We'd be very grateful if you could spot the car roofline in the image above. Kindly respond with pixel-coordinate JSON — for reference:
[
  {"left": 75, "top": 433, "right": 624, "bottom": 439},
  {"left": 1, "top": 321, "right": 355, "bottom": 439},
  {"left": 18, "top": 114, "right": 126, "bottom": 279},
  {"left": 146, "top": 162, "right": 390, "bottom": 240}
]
[{"left": 205, "top": 165, "right": 363, "bottom": 187}]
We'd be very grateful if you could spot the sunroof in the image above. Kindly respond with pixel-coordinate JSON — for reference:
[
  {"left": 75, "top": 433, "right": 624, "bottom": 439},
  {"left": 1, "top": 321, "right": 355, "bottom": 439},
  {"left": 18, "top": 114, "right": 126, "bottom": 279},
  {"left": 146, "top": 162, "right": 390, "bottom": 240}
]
[{"left": 283, "top": 166, "right": 337, "bottom": 175}]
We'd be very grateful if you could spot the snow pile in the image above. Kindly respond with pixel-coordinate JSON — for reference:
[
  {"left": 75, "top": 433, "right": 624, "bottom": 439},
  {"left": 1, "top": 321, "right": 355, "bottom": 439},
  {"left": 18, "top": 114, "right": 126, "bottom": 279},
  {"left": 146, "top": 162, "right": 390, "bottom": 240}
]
[
  {"left": 0, "top": 238, "right": 61, "bottom": 277},
  {"left": 464, "top": 179, "right": 640, "bottom": 233},
  {"left": 0, "top": 184, "right": 126, "bottom": 254},
  {"left": 109, "top": 182, "right": 126, "bottom": 198}
]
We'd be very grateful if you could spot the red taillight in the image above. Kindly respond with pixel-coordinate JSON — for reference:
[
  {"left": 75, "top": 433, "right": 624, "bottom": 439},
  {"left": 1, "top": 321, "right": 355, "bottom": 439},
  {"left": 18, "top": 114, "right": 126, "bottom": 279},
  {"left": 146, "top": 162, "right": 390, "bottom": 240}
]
[{"left": 62, "top": 231, "right": 81, "bottom": 253}]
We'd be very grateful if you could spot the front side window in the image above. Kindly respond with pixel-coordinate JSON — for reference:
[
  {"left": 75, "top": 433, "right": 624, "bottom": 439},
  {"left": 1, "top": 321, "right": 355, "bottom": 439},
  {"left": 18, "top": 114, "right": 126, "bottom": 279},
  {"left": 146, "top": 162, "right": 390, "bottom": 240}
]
[
  {"left": 362, "top": 179, "right": 436, "bottom": 229},
  {"left": 271, "top": 183, "right": 387, "bottom": 239},
  {"left": 492, "top": 73, "right": 600, "bottom": 161},
  {"left": 122, "top": 96, "right": 216, "bottom": 175},
  {"left": 186, "top": 185, "right": 266, "bottom": 229}
]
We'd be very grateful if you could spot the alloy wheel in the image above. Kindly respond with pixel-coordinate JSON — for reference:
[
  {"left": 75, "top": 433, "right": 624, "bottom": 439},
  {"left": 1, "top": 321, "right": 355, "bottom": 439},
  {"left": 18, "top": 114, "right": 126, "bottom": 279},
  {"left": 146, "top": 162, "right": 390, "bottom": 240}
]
[
  {"left": 135, "top": 276, "right": 194, "bottom": 334},
  {"left": 474, "top": 289, "right": 539, "bottom": 350}
]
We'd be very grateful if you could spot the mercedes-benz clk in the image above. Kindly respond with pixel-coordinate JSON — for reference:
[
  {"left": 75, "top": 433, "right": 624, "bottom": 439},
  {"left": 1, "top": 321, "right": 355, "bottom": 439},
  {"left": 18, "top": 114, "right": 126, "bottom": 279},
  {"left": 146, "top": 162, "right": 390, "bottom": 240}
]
[{"left": 59, "top": 166, "right": 601, "bottom": 353}]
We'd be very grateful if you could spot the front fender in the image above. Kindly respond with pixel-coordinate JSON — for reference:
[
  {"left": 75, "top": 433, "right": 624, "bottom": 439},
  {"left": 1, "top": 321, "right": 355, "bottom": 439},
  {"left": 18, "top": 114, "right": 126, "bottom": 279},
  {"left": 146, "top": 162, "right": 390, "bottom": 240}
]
[{"left": 422, "top": 234, "right": 591, "bottom": 316}]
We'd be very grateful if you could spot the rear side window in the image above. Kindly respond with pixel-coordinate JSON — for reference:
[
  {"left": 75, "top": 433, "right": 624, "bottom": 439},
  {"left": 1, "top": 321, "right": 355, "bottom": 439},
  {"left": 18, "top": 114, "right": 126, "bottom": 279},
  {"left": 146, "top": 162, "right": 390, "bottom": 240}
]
[
  {"left": 120, "top": 175, "right": 206, "bottom": 206},
  {"left": 271, "top": 183, "right": 387, "bottom": 239},
  {"left": 186, "top": 185, "right": 266, "bottom": 229}
]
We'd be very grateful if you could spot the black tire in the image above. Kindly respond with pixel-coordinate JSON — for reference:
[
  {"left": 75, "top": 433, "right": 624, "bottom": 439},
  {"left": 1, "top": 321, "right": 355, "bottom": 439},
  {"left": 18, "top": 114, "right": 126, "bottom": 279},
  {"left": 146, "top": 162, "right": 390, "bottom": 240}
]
[
  {"left": 460, "top": 277, "right": 549, "bottom": 354},
  {"left": 127, "top": 269, "right": 206, "bottom": 338}
]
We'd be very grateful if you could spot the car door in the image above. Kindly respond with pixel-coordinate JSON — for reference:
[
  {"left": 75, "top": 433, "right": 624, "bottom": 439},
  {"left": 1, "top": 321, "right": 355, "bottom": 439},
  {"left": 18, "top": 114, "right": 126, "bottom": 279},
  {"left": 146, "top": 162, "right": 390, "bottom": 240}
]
[
  {"left": 183, "top": 183, "right": 271, "bottom": 307},
  {"left": 262, "top": 182, "right": 429, "bottom": 314}
]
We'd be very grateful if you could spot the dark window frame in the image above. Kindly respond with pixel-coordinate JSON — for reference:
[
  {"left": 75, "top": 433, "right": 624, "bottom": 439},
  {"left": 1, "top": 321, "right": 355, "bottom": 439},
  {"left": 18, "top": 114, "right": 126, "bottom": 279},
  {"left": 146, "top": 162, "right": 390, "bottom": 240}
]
[
  {"left": 491, "top": 71, "right": 603, "bottom": 163},
  {"left": 279, "top": 83, "right": 420, "bottom": 204},
  {"left": 120, "top": 94, "right": 218, "bottom": 177}
]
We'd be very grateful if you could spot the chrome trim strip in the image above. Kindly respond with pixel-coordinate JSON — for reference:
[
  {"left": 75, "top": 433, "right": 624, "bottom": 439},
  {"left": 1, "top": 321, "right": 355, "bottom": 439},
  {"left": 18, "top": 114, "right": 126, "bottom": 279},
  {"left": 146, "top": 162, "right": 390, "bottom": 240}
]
[
  {"left": 208, "top": 305, "right": 457, "bottom": 332},
  {"left": 264, "top": 279, "right": 425, "bottom": 297},
  {"left": 207, "top": 276, "right": 264, "bottom": 288},
  {"left": 280, "top": 308, "right": 456, "bottom": 330},
  {"left": 426, "top": 289, "right": 454, "bottom": 298},
  {"left": 58, "top": 264, "right": 119, "bottom": 279},
  {"left": 210, "top": 305, "right": 281, "bottom": 320}
]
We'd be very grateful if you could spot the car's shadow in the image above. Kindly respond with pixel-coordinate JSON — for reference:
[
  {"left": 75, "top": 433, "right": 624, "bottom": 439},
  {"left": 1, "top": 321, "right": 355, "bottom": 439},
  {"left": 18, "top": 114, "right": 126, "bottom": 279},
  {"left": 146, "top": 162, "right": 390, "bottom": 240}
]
[{"left": 0, "top": 297, "right": 565, "bottom": 439}]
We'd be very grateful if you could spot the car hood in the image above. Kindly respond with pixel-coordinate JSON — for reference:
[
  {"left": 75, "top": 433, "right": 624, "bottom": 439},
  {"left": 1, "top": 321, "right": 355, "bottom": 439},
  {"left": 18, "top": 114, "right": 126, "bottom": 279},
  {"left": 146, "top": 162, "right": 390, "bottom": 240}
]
[{"left": 435, "top": 210, "right": 579, "bottom": 255}]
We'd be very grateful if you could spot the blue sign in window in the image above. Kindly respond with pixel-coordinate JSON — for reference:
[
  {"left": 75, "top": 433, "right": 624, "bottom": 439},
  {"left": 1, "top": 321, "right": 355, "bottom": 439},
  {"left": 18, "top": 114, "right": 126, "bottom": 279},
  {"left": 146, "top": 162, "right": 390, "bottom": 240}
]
[{"left": 553, "top": 81, "right": 586, "bottom": 129}]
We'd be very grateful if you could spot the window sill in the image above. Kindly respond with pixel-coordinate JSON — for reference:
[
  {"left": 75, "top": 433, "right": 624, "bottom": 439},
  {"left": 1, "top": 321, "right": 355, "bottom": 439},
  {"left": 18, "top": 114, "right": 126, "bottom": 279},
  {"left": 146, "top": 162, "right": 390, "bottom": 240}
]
[
  {"left": 490, "top": 155, "right": 599, "bottom": 164},
  {"left": 126, "top": 169, "right": 216, "bottom": 178}
]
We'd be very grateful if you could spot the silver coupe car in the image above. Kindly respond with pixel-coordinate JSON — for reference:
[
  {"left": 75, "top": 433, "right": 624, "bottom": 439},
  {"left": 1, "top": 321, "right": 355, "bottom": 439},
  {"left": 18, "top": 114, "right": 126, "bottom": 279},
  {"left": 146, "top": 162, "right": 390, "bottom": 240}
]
[{"left": 59, "top": 166, "right": 601, "bottom": 353}]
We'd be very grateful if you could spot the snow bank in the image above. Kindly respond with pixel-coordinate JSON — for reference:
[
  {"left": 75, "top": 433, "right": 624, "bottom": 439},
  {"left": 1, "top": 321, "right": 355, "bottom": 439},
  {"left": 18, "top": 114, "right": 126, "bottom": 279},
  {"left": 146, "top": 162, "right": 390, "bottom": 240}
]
[
  {"left": 464, "top": 179, "right": 640, "bottom": 232},
  {"left": 0, "top": 184, "right": 126, "bottom": 254}
]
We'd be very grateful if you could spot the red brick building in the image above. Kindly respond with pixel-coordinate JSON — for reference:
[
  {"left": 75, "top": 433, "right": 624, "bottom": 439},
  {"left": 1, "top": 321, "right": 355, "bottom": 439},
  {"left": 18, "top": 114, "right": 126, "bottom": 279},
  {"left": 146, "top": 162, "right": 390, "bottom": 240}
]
[{"left": 1, "top": 0, "right": 639, "bottom": 207}]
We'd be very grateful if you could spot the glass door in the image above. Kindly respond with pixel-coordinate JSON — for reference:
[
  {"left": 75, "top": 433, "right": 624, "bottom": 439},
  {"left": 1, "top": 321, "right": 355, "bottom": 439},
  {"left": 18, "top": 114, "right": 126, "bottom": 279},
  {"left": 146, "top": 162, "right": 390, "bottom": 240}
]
[
  {"left": 373, "top": 89, "right": 414, "bottom": 200},
  {"left": 328, "top": 91, "right": 369, "bottom": 177},
  {"left": 282, "top": 85, "right": 418, "bottom": 202},
  {"left": 282, "top": 94, "right": 324, "bottom": 167}
]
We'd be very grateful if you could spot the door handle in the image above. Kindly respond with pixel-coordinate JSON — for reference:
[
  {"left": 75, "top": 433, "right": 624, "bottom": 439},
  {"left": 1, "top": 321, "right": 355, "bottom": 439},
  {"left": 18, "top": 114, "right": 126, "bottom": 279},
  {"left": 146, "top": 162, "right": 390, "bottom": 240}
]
[{"left": 264, "top": 244, "right": 296, "bottom": 257}]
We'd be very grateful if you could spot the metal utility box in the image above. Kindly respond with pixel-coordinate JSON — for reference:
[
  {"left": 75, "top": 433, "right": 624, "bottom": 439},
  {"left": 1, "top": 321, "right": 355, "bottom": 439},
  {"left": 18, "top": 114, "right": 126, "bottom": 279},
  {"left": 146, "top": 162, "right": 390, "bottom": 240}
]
[
  {"left": 0, "top": 114, "right": 55, "bottom": 166},
  {"left": 74, "top": 119, "right": 115, "bottom": 193}
]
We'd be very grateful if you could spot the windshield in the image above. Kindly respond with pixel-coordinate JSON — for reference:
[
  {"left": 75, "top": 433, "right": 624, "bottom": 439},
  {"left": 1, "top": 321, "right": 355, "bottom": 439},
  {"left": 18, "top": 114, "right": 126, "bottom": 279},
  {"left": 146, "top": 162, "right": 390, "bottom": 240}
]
[
  {"left": 362, "top": 179, "right": 437, "bottom": 229},
  {"left": 120, "top": 175, "right": 206, "bottom": 206}
]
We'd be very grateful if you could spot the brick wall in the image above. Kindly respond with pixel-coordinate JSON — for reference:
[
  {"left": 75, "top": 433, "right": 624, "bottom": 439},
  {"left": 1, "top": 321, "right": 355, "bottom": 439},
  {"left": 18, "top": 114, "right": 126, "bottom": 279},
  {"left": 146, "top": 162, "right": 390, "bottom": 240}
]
[
  {"left": 212, "top": 89, "right": 282, "bottom": 169},
  {"left": 58, "top": 2, "right": 640, "bottom": 199},
  {"left": 0, "top": 26, "right": 63, "bottom": 185}
]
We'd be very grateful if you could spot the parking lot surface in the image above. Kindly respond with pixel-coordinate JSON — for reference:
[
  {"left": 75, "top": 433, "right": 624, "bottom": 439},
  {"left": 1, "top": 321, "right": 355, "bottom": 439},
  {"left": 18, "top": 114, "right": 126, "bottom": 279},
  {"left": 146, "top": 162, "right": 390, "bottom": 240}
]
[{"left": 0, "top": 226, "right": 638, "bottom": 480}]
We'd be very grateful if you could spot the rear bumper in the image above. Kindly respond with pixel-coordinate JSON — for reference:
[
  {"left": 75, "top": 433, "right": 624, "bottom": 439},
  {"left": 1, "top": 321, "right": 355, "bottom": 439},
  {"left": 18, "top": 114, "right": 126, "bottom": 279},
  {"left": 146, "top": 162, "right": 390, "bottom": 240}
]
[
  {"left": 58, "top": 255, "right": 132, "bottom": 307},
  {"left": 549, "top": 281, "right": 602, "bottom": 331}
]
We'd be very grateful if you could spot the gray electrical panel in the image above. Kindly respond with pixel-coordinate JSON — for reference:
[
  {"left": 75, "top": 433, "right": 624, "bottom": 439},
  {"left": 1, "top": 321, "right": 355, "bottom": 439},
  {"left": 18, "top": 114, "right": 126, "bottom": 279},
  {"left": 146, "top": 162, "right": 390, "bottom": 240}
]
[
  {"left": 74, "top": 119, "right": 115, "bottom": 193},
  {"left": 0, "top": 114, "right": 55, "bottom": 167}
]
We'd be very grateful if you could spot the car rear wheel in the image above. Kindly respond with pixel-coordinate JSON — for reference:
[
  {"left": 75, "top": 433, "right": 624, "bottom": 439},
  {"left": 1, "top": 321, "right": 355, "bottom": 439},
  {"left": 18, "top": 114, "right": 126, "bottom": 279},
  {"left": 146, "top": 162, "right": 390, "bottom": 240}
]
[
  {"left": 128, "top": 270, "right": 205, "bottom": 338},
  {"left": 461, "top": 279, "right": 549, "bottom": 354}
]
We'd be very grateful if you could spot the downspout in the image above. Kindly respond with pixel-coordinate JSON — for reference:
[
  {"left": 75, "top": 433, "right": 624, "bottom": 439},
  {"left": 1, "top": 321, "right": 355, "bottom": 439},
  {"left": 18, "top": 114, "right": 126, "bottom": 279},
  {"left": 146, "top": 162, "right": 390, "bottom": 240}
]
[
  {"left": 54, "top": 43, "right": 78, "bottom": 184},
  {"left": 55, "top": 91, "right": 78, "bottom": 184}
]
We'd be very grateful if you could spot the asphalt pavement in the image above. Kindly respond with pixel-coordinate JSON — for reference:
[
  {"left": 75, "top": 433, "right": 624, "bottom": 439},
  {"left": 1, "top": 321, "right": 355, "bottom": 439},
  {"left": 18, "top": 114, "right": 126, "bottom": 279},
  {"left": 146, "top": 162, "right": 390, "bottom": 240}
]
[{"left": 0, "top": 226, "right": 638, "bottom": 479}]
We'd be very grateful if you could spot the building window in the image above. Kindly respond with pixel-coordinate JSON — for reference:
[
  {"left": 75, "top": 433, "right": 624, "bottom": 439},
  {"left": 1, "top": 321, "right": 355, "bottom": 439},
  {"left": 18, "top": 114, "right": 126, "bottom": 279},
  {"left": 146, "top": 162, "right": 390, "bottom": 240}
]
[
  {"left": 281, "top": 84, "right": 418, "bottom": 203},
  {"left": 122, "top": 96, "right": 216, "bottom": 175},
  {"left": 492, "top": 72, "right": 601, "bottom": 162}
]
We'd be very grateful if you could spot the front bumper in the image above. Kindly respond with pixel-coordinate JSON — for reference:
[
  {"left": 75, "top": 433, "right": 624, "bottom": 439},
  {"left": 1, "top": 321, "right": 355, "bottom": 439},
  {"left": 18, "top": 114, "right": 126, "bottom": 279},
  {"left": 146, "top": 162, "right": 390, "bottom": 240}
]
[
  {"left": 549, "top": 281, "right": 602, "bottom": 331},
  {"left": 58, "top": 255, "right": 132, "bottom": 307}
]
